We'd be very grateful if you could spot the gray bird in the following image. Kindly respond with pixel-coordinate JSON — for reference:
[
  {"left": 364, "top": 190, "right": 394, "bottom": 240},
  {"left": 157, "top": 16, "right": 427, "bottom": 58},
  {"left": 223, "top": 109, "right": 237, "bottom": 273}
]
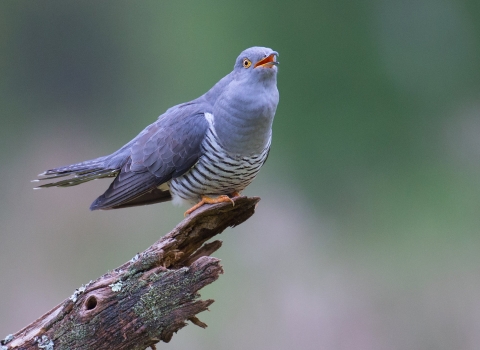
[{"left": 35, "top": 46, "right": 279, "bottom": 215}]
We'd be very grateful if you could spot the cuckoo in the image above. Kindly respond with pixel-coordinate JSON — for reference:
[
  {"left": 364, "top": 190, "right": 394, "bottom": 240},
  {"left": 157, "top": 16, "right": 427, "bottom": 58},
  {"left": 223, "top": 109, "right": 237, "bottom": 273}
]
[{"left": 34, "top": 46, "right": 279, "bottom": 215}]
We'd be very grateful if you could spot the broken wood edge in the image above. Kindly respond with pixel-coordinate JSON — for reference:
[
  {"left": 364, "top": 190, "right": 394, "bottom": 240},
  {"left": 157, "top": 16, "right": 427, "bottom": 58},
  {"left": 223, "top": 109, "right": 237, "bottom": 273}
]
[{"left": 3, "top": 196, "right": 260, "bottom": 350}]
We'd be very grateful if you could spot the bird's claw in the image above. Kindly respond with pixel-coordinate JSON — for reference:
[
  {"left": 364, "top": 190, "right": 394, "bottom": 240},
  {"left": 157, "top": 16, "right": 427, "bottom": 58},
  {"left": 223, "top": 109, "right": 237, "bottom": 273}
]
[{"left": 184, "top": 194, "right": 238, "bottom": 216}]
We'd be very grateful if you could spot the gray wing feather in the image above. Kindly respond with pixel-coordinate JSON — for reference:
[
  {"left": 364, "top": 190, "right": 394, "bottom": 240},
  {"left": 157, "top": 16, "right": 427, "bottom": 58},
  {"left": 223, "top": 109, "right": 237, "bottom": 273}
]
[{"left": 90, "top": 111, "right": 209, "bottom": 210}]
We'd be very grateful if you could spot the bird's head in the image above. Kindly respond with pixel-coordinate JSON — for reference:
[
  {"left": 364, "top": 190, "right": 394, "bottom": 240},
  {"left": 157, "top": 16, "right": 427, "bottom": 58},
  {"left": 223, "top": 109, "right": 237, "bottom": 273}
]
[{"left": 233, "top": 46, "right": 279, "bottom": 79}]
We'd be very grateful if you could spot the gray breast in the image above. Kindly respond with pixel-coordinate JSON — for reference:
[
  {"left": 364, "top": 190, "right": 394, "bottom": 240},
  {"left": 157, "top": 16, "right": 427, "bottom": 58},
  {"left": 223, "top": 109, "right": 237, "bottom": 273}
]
[{"left": 168, "top": 113, "right": 270, "bottom": 204}]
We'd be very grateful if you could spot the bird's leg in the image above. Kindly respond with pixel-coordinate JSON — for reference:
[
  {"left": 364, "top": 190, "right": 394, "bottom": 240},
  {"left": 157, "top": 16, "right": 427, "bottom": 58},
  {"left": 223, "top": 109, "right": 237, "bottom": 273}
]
[
  {"left": 230, "top": 191, "right": 241, "bottom": 197},
  {"left": 184, "top": 193, "right": 239, "bottom": 216}
]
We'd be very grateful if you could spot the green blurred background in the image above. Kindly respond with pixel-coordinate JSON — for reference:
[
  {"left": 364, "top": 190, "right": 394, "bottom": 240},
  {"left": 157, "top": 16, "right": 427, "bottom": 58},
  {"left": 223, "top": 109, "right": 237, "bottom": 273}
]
[{"left": 1, "top": 1, "right": 480, "bottom": 349}]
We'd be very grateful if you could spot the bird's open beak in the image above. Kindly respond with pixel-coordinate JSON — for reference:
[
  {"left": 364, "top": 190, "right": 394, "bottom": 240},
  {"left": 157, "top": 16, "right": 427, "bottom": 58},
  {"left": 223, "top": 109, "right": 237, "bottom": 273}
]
[{"left": 254, "top": 52, "right": 279, "bottom": 69}]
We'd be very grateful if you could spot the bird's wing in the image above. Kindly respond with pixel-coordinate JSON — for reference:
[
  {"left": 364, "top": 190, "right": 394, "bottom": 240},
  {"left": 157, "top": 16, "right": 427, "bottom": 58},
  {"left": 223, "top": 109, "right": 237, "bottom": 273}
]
[{"left": 90, "top": 110, "right": 209, "bottom": 210}]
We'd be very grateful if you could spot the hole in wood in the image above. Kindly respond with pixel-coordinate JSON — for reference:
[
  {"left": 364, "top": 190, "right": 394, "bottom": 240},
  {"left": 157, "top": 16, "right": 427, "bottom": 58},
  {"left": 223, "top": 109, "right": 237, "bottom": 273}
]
[{"left": 84, "top": 296, "right": 97, "bottom": 311}]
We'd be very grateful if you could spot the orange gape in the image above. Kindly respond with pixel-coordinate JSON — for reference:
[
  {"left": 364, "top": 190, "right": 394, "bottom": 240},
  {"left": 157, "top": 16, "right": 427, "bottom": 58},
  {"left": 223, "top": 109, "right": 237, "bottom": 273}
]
[{"left": 254, "top": 53, "right": 277, "bottom": 68}]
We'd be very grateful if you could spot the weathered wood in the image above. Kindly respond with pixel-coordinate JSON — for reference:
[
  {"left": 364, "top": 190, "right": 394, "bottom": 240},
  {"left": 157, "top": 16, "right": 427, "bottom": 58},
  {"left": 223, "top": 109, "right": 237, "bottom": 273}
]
[{"left": 2, "top": 196, "right": 260, "bottom": 350}]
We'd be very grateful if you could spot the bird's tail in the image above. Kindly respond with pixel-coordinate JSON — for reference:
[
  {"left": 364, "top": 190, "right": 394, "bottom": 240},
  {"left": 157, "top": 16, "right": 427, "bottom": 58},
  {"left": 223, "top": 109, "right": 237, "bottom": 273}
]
[{"left": 33, "top": 156, "right": 118, "bottom": 188}]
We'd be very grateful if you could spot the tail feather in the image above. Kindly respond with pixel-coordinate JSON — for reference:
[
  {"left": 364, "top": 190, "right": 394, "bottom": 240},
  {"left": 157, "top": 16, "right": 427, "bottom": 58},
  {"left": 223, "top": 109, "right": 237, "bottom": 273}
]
[
  {"left": 34, "top": 156, "right": 119, "bottom": 188},
  {"left": 40, "top": 156, "right": 109, "bottom": 176},
  {"left": 35, "top": 169, "right": 118, "bottom": 188},
  {"left": 35, "top": 166, "right": 108, "bottom": 180}
]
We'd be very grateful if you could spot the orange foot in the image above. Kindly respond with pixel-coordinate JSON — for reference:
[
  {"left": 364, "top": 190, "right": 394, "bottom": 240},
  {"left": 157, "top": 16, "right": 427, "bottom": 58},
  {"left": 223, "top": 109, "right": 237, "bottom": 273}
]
[{"left": 184, "top": 192, "right": 241, "bottom": 216}]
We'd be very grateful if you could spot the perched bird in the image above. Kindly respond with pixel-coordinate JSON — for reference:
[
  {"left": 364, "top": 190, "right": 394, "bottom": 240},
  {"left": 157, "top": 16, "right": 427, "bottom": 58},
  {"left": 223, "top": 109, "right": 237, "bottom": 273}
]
[{"left": 35, "top": 46, "right": 279, "bottom": 215}]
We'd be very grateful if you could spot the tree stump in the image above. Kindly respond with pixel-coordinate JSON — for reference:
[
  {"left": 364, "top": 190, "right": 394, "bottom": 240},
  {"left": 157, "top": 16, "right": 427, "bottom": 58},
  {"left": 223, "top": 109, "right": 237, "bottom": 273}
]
[{"left": 1, "top": 196, "right": 260, "bottom": 350}]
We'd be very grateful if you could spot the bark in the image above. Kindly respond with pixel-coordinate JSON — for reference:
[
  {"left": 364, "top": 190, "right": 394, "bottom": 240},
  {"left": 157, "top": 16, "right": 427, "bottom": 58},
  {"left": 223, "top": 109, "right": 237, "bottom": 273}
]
[{"left": 2, "top": 196, "right": 260, "bottom": 350}]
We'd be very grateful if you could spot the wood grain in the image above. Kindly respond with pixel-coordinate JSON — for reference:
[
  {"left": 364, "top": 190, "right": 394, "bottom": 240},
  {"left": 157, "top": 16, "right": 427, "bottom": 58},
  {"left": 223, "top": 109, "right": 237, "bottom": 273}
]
[{"left": 2, "top": 196, "right": 260, "bottom": 350}]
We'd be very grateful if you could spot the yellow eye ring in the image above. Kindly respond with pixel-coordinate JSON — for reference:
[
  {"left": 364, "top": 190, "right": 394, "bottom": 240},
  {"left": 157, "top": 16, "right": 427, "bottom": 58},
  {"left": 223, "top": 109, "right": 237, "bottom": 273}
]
[{"left": 242, "top": 58, "right": 252, "bottom": 69}]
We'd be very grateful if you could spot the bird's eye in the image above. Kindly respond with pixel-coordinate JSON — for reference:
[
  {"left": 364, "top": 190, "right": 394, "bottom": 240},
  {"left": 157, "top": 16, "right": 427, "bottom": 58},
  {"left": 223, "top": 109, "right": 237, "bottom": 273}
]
[{"left": 242, "top": 58, "right": 252, "bottom": 68}]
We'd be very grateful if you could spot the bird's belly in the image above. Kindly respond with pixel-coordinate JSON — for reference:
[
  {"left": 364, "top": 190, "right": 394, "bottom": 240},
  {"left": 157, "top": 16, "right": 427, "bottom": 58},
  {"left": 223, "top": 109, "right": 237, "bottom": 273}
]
[{"left": 168, "top": 140, "right": 269, "bottom": 205}]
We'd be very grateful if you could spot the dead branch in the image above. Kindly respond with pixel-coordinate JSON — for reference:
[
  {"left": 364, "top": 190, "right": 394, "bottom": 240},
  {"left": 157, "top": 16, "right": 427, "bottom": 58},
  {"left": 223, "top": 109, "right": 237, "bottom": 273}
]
[{"left": 2, "top": 196, "right": 260, "bottom": 350}]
